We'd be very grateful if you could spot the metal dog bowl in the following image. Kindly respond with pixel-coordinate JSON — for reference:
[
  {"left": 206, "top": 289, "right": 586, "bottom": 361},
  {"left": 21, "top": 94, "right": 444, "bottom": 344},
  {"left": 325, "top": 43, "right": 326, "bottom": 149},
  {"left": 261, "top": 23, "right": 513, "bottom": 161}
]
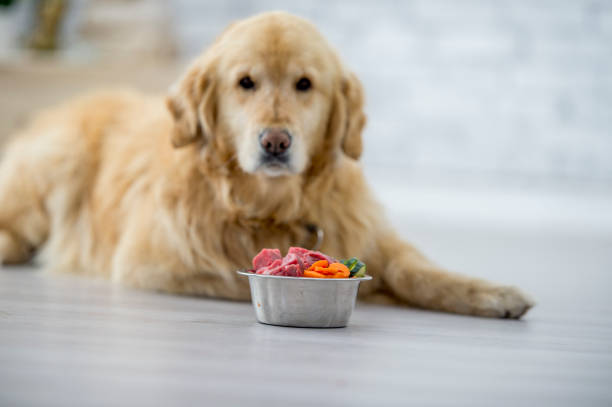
[{"left": 237, "top": 271, "right": 372, "bottom": 328}]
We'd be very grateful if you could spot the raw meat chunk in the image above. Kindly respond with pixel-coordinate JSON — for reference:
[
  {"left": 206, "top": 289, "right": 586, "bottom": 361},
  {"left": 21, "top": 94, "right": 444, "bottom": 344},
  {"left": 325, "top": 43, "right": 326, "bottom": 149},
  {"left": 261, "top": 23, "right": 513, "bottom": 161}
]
[
  {"left": 251, "top": 247, "right": 338, "bottom": 277},
  {"left": 252, "top": 248, "right": 282, "bottom": 270}
]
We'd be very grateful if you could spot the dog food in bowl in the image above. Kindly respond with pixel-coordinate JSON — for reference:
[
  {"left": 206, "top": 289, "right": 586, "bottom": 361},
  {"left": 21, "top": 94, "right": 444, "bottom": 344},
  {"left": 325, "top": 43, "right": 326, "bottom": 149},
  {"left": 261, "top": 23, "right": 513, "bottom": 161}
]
[
  {"left": 249, "top": 246, "right": 367, "bottom": 278},
  {"left": 238, "top": 247, "right": 372, "bottom": 328}
]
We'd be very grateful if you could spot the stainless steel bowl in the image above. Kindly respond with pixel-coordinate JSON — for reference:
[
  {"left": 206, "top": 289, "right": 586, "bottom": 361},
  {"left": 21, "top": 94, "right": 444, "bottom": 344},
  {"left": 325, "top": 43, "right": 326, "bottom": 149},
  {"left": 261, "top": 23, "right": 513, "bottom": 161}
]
[{"left": 237, "top": 271, "right": 372, "bottom": 328}]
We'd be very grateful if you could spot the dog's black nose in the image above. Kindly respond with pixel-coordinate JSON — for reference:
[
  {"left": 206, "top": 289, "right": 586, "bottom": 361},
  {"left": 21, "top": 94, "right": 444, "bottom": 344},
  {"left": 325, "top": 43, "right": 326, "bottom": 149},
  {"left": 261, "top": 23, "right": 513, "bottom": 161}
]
[{"left": 259, "top": 128, "right": 291, "bottom": 156}]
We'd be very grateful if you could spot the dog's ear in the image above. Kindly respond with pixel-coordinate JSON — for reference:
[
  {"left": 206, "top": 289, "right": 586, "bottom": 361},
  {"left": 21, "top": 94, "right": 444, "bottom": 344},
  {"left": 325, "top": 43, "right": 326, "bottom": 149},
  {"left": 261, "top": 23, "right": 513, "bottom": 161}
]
[
  {"left": 337, "top": 71, "right": 366, "bottom": 160},
  {"left": 166, "top": 62, "right": 216, "bottom": 148}
]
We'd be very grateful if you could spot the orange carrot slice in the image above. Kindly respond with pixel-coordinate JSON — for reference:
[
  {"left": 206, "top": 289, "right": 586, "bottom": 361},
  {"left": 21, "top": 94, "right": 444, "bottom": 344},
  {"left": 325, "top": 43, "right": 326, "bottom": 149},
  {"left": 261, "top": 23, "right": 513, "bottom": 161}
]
[
  {"left": 332, "top": 270, "right": 350, "bottom": 278},
  {"left": 328, "top": 263, "right": 350, "bottom": 273},
  {"left": 304, "top": 270, "right": 325, "bottom": 278},
  {"left": 308, "top": 260, "right": 329, "bottom": 270},
  {"left": 314, "top": 267, "right": 336, "bottom": 275},
  {"left": 304, "top": 262, "right": 350, "bottom": 278}
]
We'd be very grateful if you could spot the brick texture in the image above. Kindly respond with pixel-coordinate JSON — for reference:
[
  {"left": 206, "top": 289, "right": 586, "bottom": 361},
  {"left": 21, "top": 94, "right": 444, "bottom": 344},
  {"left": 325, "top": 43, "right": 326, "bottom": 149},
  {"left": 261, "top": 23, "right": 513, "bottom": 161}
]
[{"left": 172, "top": 0, "right": 612, "bottom": 185}]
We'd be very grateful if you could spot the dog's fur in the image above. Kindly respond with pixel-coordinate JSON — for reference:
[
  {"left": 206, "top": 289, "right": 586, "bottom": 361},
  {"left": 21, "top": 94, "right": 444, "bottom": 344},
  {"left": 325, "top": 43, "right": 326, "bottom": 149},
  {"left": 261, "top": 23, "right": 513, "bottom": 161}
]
[{"left": 0, "top": 12, "right": 533, "bottom": 318}]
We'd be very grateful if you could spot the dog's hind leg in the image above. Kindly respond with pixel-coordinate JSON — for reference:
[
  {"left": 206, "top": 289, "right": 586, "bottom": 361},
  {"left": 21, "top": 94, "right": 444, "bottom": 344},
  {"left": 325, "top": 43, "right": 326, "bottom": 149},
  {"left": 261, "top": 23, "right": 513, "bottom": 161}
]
[{"left": 0, "top": 138, "right": 50, "bottom": 265}]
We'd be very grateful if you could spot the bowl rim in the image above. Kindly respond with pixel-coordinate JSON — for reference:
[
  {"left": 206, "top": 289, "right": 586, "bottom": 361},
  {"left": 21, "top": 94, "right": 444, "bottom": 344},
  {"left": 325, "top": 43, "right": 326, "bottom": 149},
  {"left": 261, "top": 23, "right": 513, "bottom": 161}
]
[{"left": 236, "top": 270, "right": 372, "bottom": 281}]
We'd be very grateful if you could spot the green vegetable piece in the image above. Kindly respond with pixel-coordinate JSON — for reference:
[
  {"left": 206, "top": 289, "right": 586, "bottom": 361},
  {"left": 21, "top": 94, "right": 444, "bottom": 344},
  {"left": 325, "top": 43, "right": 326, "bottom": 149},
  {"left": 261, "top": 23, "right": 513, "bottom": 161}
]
[
  {"left": 353, "top": 264, "right": 366, "bottom": 278},
  {"left": 342, "top": 257, "right": 367, "bottom": 277},
  {"left": 342, "top": 257, "right": 358, "bottom": 271},
  {"left": 345, "top": 258, "right": 366, "bottom": 277}
]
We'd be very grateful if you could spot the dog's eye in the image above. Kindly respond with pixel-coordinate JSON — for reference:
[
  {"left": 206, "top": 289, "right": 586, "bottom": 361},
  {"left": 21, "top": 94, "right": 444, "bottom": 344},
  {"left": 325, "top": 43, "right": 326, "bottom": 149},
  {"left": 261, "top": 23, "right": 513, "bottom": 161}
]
[
  {"left": 239, "top": 76, "right": 255, "bottom": 90},
  {"left": 295, "top": 77, "right": 311, "bottom": 91}
]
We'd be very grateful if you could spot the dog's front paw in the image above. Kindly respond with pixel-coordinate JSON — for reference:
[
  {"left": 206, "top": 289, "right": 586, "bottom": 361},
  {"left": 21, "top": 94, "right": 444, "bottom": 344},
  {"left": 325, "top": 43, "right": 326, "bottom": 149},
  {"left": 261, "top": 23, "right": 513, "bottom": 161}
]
[{"left": 473, "top": 285, "right": 535, "bottom": 319}]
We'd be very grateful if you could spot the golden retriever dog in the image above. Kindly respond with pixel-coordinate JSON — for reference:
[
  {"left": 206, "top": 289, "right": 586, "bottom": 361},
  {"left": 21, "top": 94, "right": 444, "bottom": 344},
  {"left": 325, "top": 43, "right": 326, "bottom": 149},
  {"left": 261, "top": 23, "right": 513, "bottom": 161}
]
[{"left": 0, "top": 12, "right": 533, "bottom": 318}]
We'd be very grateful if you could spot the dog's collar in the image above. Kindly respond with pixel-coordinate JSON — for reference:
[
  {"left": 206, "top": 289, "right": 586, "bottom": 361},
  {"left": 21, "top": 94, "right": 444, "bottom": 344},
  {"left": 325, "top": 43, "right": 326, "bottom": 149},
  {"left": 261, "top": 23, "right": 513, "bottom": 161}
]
[{"left": 304, "top": 223, "right": 324, "bottom": 251}]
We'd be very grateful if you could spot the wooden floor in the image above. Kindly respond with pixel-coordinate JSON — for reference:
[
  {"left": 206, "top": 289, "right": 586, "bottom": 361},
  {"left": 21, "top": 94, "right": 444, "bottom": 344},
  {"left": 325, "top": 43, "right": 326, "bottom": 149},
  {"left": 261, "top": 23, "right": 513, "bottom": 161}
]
[{"left": 1, "top": 223, "right": 611, "bottom": 406}]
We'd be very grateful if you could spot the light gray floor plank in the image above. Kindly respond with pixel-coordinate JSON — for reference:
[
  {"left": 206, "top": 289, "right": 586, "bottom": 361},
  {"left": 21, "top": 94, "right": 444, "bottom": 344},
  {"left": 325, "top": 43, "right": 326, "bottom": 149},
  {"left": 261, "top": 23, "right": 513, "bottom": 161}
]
[{"left": 1, "top": 225, "right": 611, "bottom": 406}]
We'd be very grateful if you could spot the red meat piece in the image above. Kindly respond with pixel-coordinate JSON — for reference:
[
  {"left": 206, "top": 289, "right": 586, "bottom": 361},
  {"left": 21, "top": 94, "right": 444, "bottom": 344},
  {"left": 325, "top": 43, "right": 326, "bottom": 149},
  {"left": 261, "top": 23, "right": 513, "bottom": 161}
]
[
  {"left": 279, "top": 253, "right": 304, "bottom": 277},
  {"left": 252, "top": 248, "right": 282, "bottom": 270},
  {"left": 255, "top": 253, "right": 305, "bottom": 277},
  {"left": 256, "top": 259, "right": 282, "bottom": 275},
  {"left": 280, "top": 263, "right": 301, "bottom": 277},
  {"left": 251, "top": 247, "right": 337, "bottom": 277},
  {"left": 287, "top": 246, "right": 336, "bottom": 268}
]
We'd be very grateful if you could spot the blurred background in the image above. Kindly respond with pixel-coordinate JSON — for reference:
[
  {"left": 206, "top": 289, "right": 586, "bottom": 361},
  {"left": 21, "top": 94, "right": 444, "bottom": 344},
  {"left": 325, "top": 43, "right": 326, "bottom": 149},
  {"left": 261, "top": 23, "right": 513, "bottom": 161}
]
[{"left": 1, "top": 0, "right": 611, "bottom": 300}]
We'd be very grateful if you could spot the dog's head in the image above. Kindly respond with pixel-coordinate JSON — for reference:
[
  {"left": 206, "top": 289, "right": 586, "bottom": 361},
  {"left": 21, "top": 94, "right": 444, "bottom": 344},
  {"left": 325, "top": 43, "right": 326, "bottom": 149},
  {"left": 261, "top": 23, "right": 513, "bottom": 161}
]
[{"left": 166, "top": 12, "right": 365, "bottom": 178}]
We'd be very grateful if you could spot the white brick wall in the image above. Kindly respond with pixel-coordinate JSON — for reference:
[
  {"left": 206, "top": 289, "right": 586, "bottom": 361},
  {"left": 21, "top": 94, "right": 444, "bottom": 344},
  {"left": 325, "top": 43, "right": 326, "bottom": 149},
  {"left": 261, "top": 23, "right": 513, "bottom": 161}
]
[{"left": 171, "top": 0, "right": 612, "bottom": 186}]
